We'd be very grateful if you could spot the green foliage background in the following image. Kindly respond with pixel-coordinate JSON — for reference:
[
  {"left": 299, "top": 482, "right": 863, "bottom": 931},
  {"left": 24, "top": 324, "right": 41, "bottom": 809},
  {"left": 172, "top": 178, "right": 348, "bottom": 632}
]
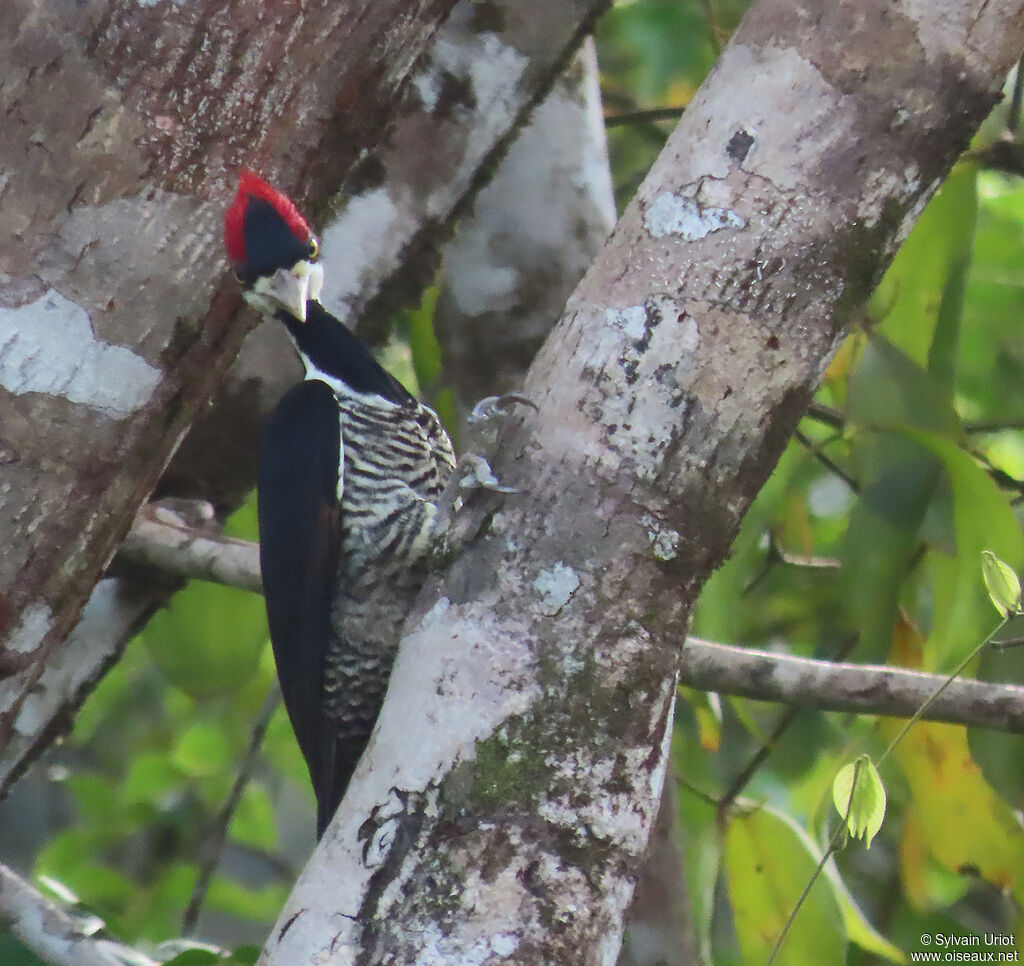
[{"left": 3, "top": 2, "right": 1024, "bottom": 963}]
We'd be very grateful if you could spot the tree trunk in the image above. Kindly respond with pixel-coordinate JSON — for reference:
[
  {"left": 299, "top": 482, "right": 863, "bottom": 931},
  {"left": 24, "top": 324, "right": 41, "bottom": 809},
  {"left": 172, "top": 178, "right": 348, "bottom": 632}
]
[
  {"left": 260, "top": 1, "right": 1024, "bottom": 963},
  {"left": 0, "top": 0, "right": 461, "bottom": 789},
  {"left": 0, "top": 0, "right": 619, "bottom": 803},
  {"left": 434, "top": 38, "right": 616, "bottom": 420},
  {"left": 618, "top": 764, "right": 695, "bottom": 966}
]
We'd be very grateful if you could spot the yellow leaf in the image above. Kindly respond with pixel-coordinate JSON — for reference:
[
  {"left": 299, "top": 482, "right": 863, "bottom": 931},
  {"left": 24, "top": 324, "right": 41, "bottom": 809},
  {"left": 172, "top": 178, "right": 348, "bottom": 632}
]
[
  {"left": 898, "top": 806, "right": 969, "bottom": 912},
  {"left": 725, "top": 805, "right": 846, "bottom": 965},
  {"left": 678, "top": 686, "right": 721, "bottom": 752},
  {"left": 890, "top": 720, "right": 1024, "bottom": 898}
]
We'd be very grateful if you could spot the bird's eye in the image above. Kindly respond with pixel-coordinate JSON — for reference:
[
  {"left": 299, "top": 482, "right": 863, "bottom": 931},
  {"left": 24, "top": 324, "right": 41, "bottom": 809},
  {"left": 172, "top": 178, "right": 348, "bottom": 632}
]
[{"left": 308, "top": 238, "right": 320, "bottom": 261}]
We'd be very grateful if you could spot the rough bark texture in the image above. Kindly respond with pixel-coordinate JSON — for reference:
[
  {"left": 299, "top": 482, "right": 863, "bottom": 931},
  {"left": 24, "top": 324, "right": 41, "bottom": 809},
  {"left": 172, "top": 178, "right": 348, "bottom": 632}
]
[
  {"left": 315, "top": 0, "right": 612, "bottom": 341},
  {"left": 261, "top": 1, "right": 1024, "bottom": 963},
  {"left": 1, "top": 0, "right": 614, "bottom": 804},
  {"left": 434, "top": 39, "right": 616, "bottom": 419},
  {"left": 429, "top": 41, "right": 696, "bottom": 964},
  {"left": 0, "top": 0, "right": 461, "bottom": 790}
]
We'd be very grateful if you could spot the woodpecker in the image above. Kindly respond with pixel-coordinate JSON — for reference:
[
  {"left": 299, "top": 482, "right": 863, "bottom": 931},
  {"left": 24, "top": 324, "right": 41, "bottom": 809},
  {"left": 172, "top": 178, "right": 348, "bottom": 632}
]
[{"left": 225, "top": 171, "right": 456, "bottom": 837}]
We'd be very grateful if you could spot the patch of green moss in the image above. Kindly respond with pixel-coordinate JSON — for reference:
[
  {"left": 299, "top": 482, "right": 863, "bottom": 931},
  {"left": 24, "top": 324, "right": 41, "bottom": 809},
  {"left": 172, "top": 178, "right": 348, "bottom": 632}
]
[{"left": 468, "top": 726, "right": 552, "bottom": 809}]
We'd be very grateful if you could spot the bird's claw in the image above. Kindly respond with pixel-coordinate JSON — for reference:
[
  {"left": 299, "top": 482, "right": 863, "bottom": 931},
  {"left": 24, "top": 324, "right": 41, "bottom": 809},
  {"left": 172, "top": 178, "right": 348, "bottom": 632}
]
[
  {"left": 464, "top": 393, "right": 537, "bottom": 452},
  {"left": 466, "top": 393, "right": 537, "bottom": 426},
  {"left": 458, "top": 454, "right": 518, "bottom": 494}
]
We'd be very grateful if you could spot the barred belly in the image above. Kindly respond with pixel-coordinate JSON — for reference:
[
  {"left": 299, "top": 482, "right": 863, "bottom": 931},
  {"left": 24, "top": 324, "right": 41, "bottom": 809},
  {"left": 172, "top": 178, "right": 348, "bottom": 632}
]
[{"left": 321, "top": 392, "right": 454, "bottom": 733}]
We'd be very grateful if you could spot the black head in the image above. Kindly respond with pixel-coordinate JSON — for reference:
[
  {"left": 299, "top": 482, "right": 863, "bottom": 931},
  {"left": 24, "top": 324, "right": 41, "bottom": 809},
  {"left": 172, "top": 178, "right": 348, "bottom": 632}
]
[{"left": 224, "top": 171, "right": 322, "bottom": 321}]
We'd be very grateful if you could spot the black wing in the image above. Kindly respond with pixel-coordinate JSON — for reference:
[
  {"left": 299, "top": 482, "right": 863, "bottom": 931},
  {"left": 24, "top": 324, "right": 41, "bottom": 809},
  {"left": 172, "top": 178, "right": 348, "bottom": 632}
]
[{"left": 258, "top": 380, "right": 342, "bottom": 831}]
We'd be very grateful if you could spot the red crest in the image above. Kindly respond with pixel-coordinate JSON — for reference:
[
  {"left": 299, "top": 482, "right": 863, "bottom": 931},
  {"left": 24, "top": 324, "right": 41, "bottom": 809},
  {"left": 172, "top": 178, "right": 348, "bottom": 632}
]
[{"left": 224, "top": 170, "right": 313, "bottom": 269}]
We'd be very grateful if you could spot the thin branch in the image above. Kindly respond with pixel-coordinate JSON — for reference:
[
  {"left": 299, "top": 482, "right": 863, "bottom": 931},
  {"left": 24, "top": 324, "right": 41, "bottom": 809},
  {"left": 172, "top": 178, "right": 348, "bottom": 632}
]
[
  {"left": 0, "top": 862, "right": 158, "bottom": 966},
  {"left": 120, "top": 511, "right": 1024, "bottom": 734},
  {"left": 604, "top": 106, "right": 684, "bottom": 128},
  {"left": 741, "top": 533, "right": 840, "bottom": 596},
  {"left": 803, "top": 401, "right": 846, "bottom": 431},
  {"left": 965, "top": 419, "right": 1024, "bottom": 434},
  {"left": 719, "top": 703, "right": 803, "bottom": 814},
  {"left": 793, "top": 429, "right": 859, "bottom": 492},
  {"left": 182, "top": 688, "right": 281, "bottom": 935},
  {"left": 971, "top": 448, "right": 1024, "bottom": 502},
  {"left": 117, "top": 503, "right": 262, "bottom": 594},
  {"left": 804, "top": 407, "right": 1024, "bottom": 500},
  {"left": 717, "top": 636, "right": 859, "bottom": 813},
  {"left": 682, "top": 638, "right": 1024, "bottom": 734}
]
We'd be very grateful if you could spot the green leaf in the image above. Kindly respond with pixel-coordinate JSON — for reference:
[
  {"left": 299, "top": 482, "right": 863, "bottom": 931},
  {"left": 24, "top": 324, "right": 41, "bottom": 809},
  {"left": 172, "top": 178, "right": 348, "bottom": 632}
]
[
  {"left": 823, "top": 861, "right": 907, "bottom": 964},
  {"left": 222, "top": 492, "right": 259, "bottom": 542},
  {"left": 841, "top": 431, "right": 941, "bottom": 660},
  {"left": 870, "top": 164, "right": 977, "bottom": 380},
  {"left": 959, "top": 172, "right": 1024, "bottom": 422},
  {"left": 262, "top": 703, "right": 314, "bottom": 792},
  {"left": 159, "top": 951, "right": 222, "bottom": 966},
  {"left": 65, "top": 773, "right": 119, "bottom": 824},
  {"left": 228, "top": 783, "right": 279, "bottom": 851},
  {"left": 725, "top": 804, "right": 846, "bottom": 966},
  {"left": 401, "top": 285, "right": 442, "bottom": 392},
  {"left": 0, "top": 934, "right": 48, "bottom": 966},
  {"left": 206, "top": 876, "right": 290, "bottom": 921},
  {"left": 598, "top": 0, "right": 720, "bottom": 103},
  {"left": 832, "top": 757, "right": 886, "bottom": 848},
  {"left": 143, "top": 580, "right": 266, "bottom": 698},
  {"left": 173, "top": 721, "right": 232, "bottom": 778},
  {"left": 223, "top": 946, "right": 261, "bottom": 966},
  {"left": 846, "top": 337, "right": 961, "bottom": 439},
  {"left": 396, "top": 285, "right": 458, "bottom": 435},
  {"left": 901, "top": 430, "right": 1024, "bottom": 669},
  {"left": 981, "top": 550, "right": 1022, "bottom": 617},
  {"left": 139, "top": 863, "right": 199, "bottom": 942},
  {"left": 121, "top": 752, "right": 183, "bottom": 807},
  {"left": 677, "top": 788, "right": 720, "bottom": 965},
  {"left": 693, "top": 442, "right": 809, "bottom": 645}
]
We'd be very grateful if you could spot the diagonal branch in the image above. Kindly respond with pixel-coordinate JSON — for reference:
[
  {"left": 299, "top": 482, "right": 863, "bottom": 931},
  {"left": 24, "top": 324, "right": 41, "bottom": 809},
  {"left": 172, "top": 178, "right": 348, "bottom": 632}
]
[{"left": 182, "top": 689, "right": 281, "bottom": 935}]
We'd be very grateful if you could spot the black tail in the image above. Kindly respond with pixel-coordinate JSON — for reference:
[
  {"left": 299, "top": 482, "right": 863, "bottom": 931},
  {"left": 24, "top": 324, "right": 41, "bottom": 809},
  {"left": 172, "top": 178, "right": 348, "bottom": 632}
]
[{"left": 314, "top": 737, "right": 368, "bottom": 840}]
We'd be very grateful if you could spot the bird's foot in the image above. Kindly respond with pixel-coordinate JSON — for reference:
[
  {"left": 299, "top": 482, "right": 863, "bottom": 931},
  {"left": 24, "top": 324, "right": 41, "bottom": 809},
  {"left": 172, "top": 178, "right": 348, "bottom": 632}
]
[
  {"left": 457, "top": 454, "right": 517, "bottom": 494},
  {"left": 457, "top": 393, "right": 536, "bottom": 494},
  {"left": 428, "top": 394, "right": 535, "bottom": 563},
  {"left": 463, "top": 394, "right": 537, "bottom": 451}
]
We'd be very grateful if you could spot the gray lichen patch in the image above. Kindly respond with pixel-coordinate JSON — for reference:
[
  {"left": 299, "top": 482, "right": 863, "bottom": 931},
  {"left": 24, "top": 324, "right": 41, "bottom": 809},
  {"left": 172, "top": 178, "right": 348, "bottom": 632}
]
[
  {"left": 0, "top": 290, "right": 161, "bottom": 416},
  {"left": 533, "top": 562, "right": 581, "bottom": 615},
  {"left": 641, "top": 513, "right": 681, "bottom": 561},
  {"left": 643, "top": 189, "right": 746, "bottom": 241}
]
